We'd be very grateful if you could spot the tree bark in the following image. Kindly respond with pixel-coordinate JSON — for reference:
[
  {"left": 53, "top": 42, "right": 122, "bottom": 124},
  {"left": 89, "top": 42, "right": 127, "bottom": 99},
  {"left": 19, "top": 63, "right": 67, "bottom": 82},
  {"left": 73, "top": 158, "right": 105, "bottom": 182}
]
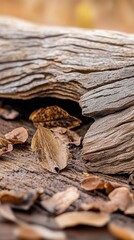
[{"left": 0, "top": 17, "right": 134, "bottom": 174}]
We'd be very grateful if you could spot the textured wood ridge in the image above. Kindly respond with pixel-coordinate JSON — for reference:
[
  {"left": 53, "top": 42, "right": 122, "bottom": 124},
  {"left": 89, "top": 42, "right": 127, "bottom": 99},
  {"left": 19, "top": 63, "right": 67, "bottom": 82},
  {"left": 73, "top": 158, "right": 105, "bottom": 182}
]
[{"left": 0, "top": 17, "right": 134, "bottom": 174}]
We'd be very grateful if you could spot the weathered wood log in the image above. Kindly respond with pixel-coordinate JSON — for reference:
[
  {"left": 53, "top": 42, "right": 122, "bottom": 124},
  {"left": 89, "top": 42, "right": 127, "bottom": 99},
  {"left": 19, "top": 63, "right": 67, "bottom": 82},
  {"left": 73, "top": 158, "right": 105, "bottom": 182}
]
[{"left": 0, "top": 17, "right": 134, "bottom": 174}]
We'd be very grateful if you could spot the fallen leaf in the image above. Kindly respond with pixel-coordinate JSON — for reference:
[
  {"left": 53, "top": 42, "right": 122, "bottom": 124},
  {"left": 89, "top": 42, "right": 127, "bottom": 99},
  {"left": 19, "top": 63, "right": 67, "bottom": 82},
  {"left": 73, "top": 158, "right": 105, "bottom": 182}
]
[
  {"left": 29, "top": 106, "right": 81, "bottom": 129},
  {"left": 81, "top": 173, "right": 104, "bottom": 191},
  {"left": 41, "top": 187, "right": 80, "bottom": 214},
  {"left": 5, "top": 127, "right": 28, "bottom": 144},
  {"left": 15, "top": 224, "right": 66, "bottom": 240},
  {"left": 109, "top": 187, "right": 133, "bottom": 212},
  {"left": 0, "top": 107, "right": 19, "bottom": 120},
  {"left": 12, "top": 188, "right": 45, "bottom": 211},
  {"left": 31, "top": 125, "right": 69, "bottom": 173},
  {"left": 108, "top": 218, "right": 134, "bottom": 240},
  {"left": 80, "top": 195, "right": 118, "bottom": 213},
  {"left": 0, "top": 204, "right": 16, "bottom": 222},
  {"left": 81, "top": 173, "right": 127, "bottom": 194},
  {"left": 0, "top": 137, "right": 13, "bottom": 156},
  {"left": 0, "top": 190, "right": 23, "bottom": 204},
  {"left": 51, "top": 127, "right": 81, "bottom": 146},
  {"left": 55, "top": 211, "right": 110, "bottom": 228}
]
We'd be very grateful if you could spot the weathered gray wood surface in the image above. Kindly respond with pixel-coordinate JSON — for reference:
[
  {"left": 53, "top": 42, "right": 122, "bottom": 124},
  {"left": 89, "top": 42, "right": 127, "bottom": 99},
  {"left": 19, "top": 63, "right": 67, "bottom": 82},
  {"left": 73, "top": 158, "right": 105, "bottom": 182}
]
[{"left": 0, "top": 17, "right": 134, "bottom": 174}]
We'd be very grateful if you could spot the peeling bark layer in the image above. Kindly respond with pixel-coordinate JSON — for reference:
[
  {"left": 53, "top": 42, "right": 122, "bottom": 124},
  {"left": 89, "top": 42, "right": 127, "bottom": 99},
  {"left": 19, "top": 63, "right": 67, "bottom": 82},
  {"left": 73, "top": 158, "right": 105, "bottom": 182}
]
[{"left": 0, "top": 17, "right": 134, "bottom": 174}]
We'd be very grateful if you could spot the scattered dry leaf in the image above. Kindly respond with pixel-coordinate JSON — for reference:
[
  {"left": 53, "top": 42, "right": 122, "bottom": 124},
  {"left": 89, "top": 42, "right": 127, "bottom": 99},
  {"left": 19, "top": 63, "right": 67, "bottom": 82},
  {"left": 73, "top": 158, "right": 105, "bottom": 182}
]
[
  {"left": 15, "top": 224, "right": 66, "bottom": 240},
  {"left": 109, "top": 187, "right": 133, "bottom": 212},
  {"left": 29, "top": 105, "right": 81, "bottom": 129},
  {"left": 41, "top": 187, "right": 80, "bottom": 214},
  {"left": 108, "top": 218, "right": 134, "bottom": 240},
  {"left": 51, "top": 127, "right": 81, "bottom": 146},
  {"left": 81, "top": 173, "right": 104, "bottom": 191},
  {"left": 0, "top": 137, "right": 13, "bottom": 156},
  {"left": 81, "top": 173, "right": 127, "bottom": 194},
  {"left": 31, "top": 125, "right": 69, "bottom": 173},
  {"left": 80, "top": 195, "right": 118, "bottom": 213},
  {"left": 55, "top": 211, "right": 110, "bottom": 228},
  {"left": 5, "top": 127, "right": 28, "bottom": 144},
  {"left": 0, "top": 204, "right": 16, "bottom": 222},
  {"left": 12, "top": 188, "right": 45, "bottom": 211},
  {"left": 0, "top": 107, "right": 19, "bottom": 120},
  {"left": 0, "top": 190, "right": 23, "bottom": 204}
]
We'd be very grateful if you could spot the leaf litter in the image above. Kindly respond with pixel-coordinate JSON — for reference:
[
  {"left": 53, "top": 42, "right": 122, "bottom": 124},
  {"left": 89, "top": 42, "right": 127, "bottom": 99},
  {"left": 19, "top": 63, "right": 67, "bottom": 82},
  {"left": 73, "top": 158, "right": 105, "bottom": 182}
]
[{"left": 0, "top": 104, "right": 134, "bottom": 239}]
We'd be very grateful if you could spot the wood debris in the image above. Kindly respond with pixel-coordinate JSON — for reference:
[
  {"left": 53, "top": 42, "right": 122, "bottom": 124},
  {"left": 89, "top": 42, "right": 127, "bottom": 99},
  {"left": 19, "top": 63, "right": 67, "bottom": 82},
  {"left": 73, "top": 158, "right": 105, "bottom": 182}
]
[
  {"left": 31, "top": 125, "right": 70, "bottom": 173},
  {"left": 29, "top": 105, "right": 81, "bottom": 129}
]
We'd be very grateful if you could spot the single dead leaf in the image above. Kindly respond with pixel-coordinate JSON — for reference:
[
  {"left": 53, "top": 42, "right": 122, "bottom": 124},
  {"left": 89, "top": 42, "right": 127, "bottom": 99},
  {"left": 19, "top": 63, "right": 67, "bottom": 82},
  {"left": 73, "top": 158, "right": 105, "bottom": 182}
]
[
  {"left": 109, "top": 187, "right": 133, "bottom": 212},
  {"left": 80, "top": 195, "right": 118, "bottom": 213},
  {"left": 108, "top": 219, "right": 134, "bottom": 240},
  {"left": 0, "top": 204, "right": 16, "bottom": 222},
  {"left": 55, "top": 211, "right": 110, "bottom": 228},
  {"left": 5, "top": 127, "right": 28, "bottom": 144},
  {"left": 41, "top": 187, "right": 80, "bottom": 214},
  {"left": 81, "top": 173, "right": 104, "bottom": 191},
  {"left": 81, "top": 173, "right": 128, "bottom": 194},
  {"left": 29, "top": 106, "right": 81, "bottom": 129},
  {"left": 31, "top": 125, "right": 69, "bottom": 173},
  {"left": 0, "top": 107, "right": 19, "bottom": 120},
  {"left": 15, "top": 224, "right": 66, "bottom": 240},
  {"left": 51, "top": 127, "right": 81, "bottom": 146},
  {"left": 0, "top": 137, "right": 13, "bottom": 156},
  {"left": 12, "top": 188, "right": 45, "bottom": 211},
  {"left": 0, "top": 190, "right": 23, "bottom": 204}
]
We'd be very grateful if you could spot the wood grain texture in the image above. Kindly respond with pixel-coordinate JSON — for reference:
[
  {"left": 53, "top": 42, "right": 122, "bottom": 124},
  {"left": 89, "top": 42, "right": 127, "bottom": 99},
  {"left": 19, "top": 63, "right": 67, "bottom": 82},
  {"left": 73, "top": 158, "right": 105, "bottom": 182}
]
[
  {"left": 83, "top": 106, "right": 134, "bottom": 174},
  {"left": 0, "top": 17, "right": 134, "bottom": 174}
]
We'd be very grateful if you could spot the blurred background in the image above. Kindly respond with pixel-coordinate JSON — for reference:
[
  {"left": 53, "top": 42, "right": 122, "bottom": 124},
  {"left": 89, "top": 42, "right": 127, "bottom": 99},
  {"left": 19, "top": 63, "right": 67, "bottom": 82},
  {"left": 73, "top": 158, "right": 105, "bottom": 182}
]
[{"left": 0, "top": 0, "right": 134, "bottom": 32}]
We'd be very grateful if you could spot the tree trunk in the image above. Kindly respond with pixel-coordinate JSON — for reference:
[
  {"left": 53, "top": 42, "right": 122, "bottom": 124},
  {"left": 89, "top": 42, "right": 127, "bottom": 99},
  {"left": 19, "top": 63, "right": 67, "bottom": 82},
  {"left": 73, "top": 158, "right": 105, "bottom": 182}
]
[{"left": 0, "top": 17, "right": 134, "bottom": 174}]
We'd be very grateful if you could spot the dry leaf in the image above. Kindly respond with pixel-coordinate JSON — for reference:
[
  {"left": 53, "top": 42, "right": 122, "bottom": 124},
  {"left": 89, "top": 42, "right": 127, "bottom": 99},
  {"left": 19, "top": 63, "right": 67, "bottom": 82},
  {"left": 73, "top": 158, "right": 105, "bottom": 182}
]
[
  {"left": 15, "top": 224, "right": 66, "bottom": 240},
  {"left": 81, "top": 173, "right": 127, "bottom": 194},
  {"left": 80, "top": 195, "right": 118, "bottom": 214},
  {"left": 5, "top": 127, "right": 28, "bottom": 144},
  {"left": 41, "top": 187, "right": 80, "bottom": 214},
  {"left": 55, "top": 211, "right": 110, "bottom": 228},
  {"left": 0, "top": 190, "right": 23, "bottom": 204},
  {"left": 12, "top": 188, "right": 45, "bottom": 211},
  {"left": 29, "top": 106, "right": 81, "bottom": 129},
  {"left": 0, "top": 137, "right": 13, "bottom": 156},
  {"left": 81, "top": 173, "right": 104, "bottom": 191},
  {"left": 31, "top": 125, "right": 69, "bottom": 173},
  {"left": 109, "top": 187, "right": 133, "bottom": 212},
  {"left": 0, "top": 107, "right": 19, "bottom": 120},
  {"left": 51, "top": 127, "right": 81, "bottom": 146},
  {"left": 125, "top": 203, "right": 134, "bottom": 215},
  {"left": 128, "top": 173, "right": 134, "bottom": 185},
  {"left": 108, "top": 219, "right": 134, "bottom": 240},
  {"left": 0, "top": 204, "right": 16, "bottom": 222}
]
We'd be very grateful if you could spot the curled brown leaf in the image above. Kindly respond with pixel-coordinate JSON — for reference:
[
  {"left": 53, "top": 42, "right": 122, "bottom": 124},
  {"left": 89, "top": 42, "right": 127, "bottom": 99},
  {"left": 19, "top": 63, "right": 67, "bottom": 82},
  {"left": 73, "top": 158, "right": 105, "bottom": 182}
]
[
  {"left": 81, "top": 173, "right": 128, "bottom": 194},
  {"left": 29, "top": 105, "right": 81, "bottom": 129},
  {"left": 5, "top": 127, "right": 28, "bottom": 144},
  {"left": 109, "top": 187, "right": 134, "bottom": 212},
  {"left": 41, "top": 187, "right": 80, "bottom": 214},
  {"left": 31, "top": 125, "right": 69, "bottom": 173},
  {"left": 0, "top": 137, "right": 13, "bottom": 156}
]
